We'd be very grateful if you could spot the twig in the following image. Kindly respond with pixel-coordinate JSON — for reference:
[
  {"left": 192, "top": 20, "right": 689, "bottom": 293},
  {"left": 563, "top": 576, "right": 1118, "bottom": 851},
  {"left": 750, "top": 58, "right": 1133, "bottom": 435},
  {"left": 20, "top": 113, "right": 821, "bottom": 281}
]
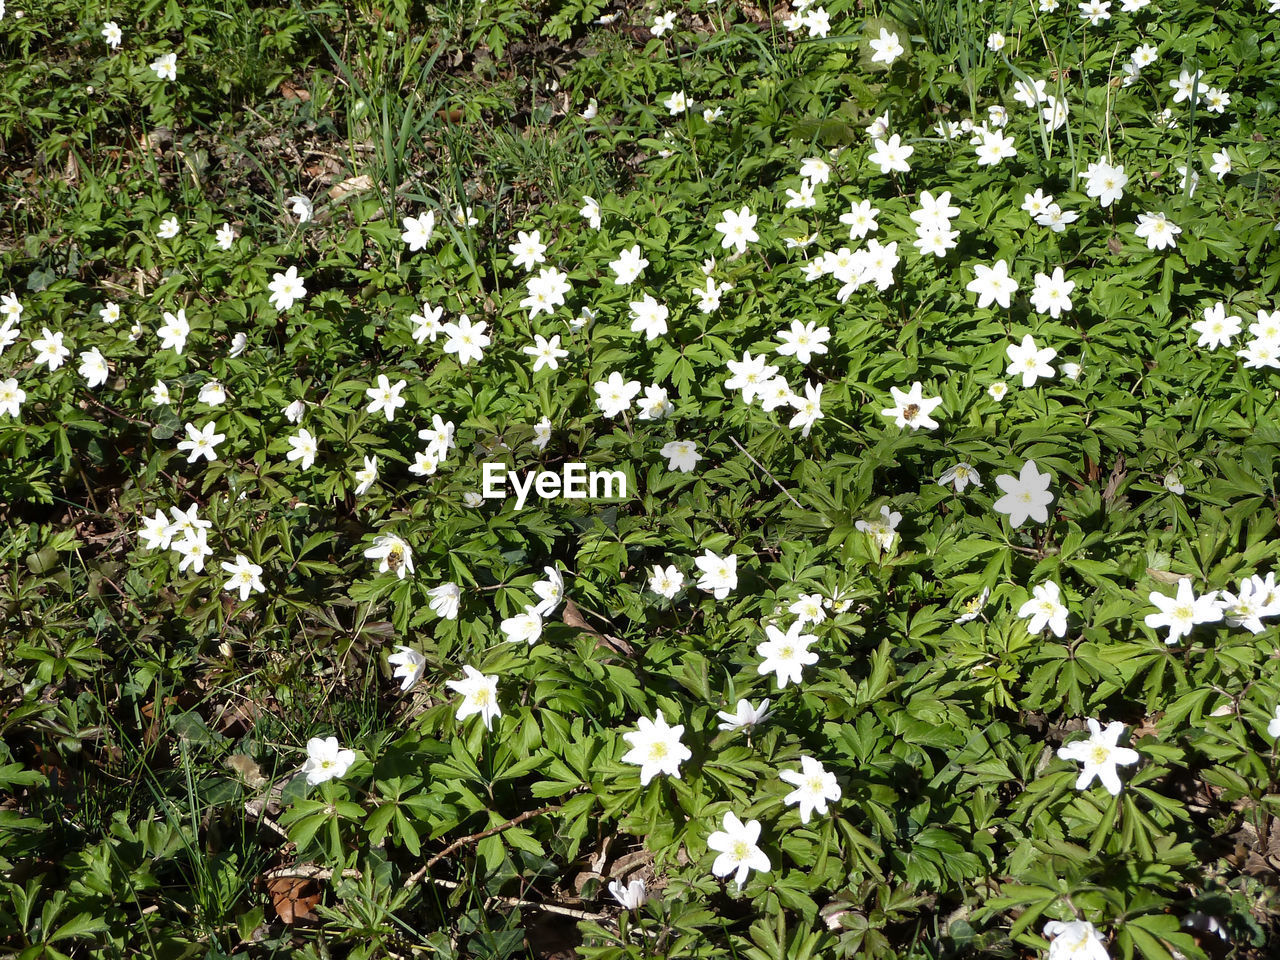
[
  {"left": 403, "top": 803, "right": 562, "bottom": 887},
  {"left": 264, "top": 868, "right": 610, "bottom": 921},
  {"left": 728, "top": 435, "right": 804, "bottom": 510}
]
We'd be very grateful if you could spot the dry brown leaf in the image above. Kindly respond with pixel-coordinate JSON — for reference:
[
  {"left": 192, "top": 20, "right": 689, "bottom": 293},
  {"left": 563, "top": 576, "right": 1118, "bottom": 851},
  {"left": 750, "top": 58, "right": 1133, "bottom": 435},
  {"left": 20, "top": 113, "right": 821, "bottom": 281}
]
[
  {"left": 224, "top": 753, "right": 268, "bottom": 789},
  {"left": 328, "top": 174, "right": 374, "bottom": 200},
  {"left": 267, "top": 876, "right": 321, "bottom": 923},
  {"left": 280, "top": 80, "right": 311, "bottom": 102},
  {"left": 1145, "top": 567, "right": 1187, "bottom": 584}
]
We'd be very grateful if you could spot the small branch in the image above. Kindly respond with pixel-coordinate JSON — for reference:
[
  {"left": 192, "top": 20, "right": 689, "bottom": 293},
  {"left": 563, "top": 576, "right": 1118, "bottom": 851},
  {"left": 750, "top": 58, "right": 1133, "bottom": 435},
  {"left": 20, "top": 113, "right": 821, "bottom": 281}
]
[
  {"left": 728, "top": 435, "right": 804, "bottom": 510},
  {"left": 264, "top": 867, "right": 610, "bottom": 922},
  {"left": 403, "top": 802, "right": 562, "bottom": 888}
]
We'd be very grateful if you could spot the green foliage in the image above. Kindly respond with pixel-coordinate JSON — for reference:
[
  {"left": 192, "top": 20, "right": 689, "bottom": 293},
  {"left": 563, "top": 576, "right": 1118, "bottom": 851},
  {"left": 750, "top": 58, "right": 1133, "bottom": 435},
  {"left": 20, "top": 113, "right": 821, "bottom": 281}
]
[{"left": 3, "top": 0, "right": 1280, "bottom": 957}]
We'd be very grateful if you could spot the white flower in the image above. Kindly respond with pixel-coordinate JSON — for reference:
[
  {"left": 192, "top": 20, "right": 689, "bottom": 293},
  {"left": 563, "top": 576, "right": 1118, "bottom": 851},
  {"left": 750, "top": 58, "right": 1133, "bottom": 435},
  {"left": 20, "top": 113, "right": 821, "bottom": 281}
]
[
  {"left": 354, "top": 455, "right": 378, "bottom": 496},
  {"left": 695, "top": 550, "right": 738, "bottom": 599},
  {"left": 706, "top": 812, "right": 770, "bottom": 888},
  {"left": 649, "top": 563, "right": 684, "bottom": 599},
  {"left": 1078, "top": 0, "right": 1111, "bottom": 26},
  {"left": 532, "top": 565, "right": 565, "bottom": 617},
  {"left": 775, "top": 320, "right": 830, "bottom": 364},
  {"left": 637, "top": 384, "right": 675, "bottom": 419},
  {"left": 714, "top": 206, "right": 759, "bottom": 255},
  {"left": 987, "top": 31, "right": 1005, "bottom": 52},
  {"left": 214, "top": 222, "right": 235, "bottom": 250},
  {"left": 593, "top": 372, "right": 642, "bottom": 418},
  {"left": 725, "top": 351, "right": 780, "bottom": 404},
  {"left": 1268, "top": 706, "right": 1280, "bottom": 739},
  {"left": 956, "top": 587, "right": 990, "bottom": 624},
  {"left": 173, "top": 529, "right": 213, "bottom": 573},
  {"left": 78, "top": 348, "right": 109, "bottom": 388},
  {"left": 410, "top": 302, "right": 444, "bottom": 344},
  {"left": 1169, "top": 69, "right": 1204, "bottom": 104},
  {"left": 651, "top": 11, "right": 677, "bottom": 36},
  {"left": 267, "top": 266, "right": 307, "bottom": 312},
  {"left": 287, "top": 428, "right": 318, "bottom": 470},
  {"left": 1006, "top": 334, "right": 1058, "bottom": 387},
  {"left": 1191, "top": 302, "right": 1242, "bottom": 350},
  {"left": 287, "top": 194, "right": 313, "bottom": 223},
  {"left": 1018, "top": 582, "right": 1069, "bottom": 637},
  {"left": 717, "top": 699, "right": 772, "bottom": 732},
  {"left": 756, "top": 621, "right": 819, "bottom": 688},
  {"left": 1042, "top": 920, "right": 1110, "bottom": 960},
  {"left": 364, "top": 534, "right": 414, "bottom": 579},
  {"left": 789, "top": 593, "right": 827, "bottom": 625},
  {"left": 799, "top": 156, "right": 830, "bottom": 184},
  {"left": 779, "top": 756, "right": 841, "bottom": 823},
  {"left": 1030, "top": 268, "right": 1076, "bottom": 318},
  {"left": 0, "top": 377, "right": 26, "bottom": 418},
  {"left": 868, "top": 27, "right": 904, "bottom": 65},
  {"left": 532, "top": 417, "right": 552, "bottom": 450},
  {"left": 1014, "top": 78, "right": 1048, "bottom": 108},
  {"left": 365, "top": 374, "right": 407, "bottom": 421},
  {"left": 282, "top": 398, "right": 306, "bottom": 423},
  {"left": 523, "top": 334, "right": 568, "bottom": 372},
  {"left": 101, "top": 21, "right": 123, "bottom": 47},
  {"left": 508, "top": 229, "right": 547, "bottom": 271},
  {"left": 621, "top": 709, "right": 691, "bottom": 785},
  {"left": 447, "top": 666, "right": 502, "bottom": 730},
  {"left": 1144, "top": 578, "right": 1222, "bottom": 645},
  {"left": 992, "top": 460, "right": 1055, "bottom": 526},
  {"left": 988, "top": 381, "right": 1008, "bottom": 401},
  {"left": 387, "top": 646, "right": 426, "bottom": 692},
  {"left": 1134, "top": 212, "right": 1181, "bottom": 251},
  {"left": 784, "top": 178, "right": 817, "bottom": 210},
  {"left": 176, "top": 421, "right": 225, "bottom": 463},
  {"left": 1210, "top": 150, "right": 1232, "bottom": 181},
  {"left": 880, "top": 381, "right": 942, "bottom": 430},
  {"left": 787, "top": 381, "right": 824, "bottom": 436},
  {"left": 150, "top": 52, "right": 177, "bottom": 81},
  {"left": 220, "top": 555, "right": 266, "bottom": 601},
  {"left": 300, "top": 736, "right": 356, "bottom": 785},
  {"left": 500, "top": 605, "right": 543, "bottom": 645},
  {"left": 229, "top": 332, "right": 247, "bottom": 358},
  {"left": 693, "top": 276, "right": 730, "bottom": 313},
  {"left": 197, "top": 380, "right": 226, "bottom": 406},
  {"left": 938, "top": 462, "right": 982, "bottom": 493},
  {"left": 0, "top": 292, "right": 21, "bottom": 326},
  {"left": 855, "top": 505, "right": 902, "bottom": 552},
  {"left": 428, "top": 582, "right": 462, "bottom": 620},
  {"left": 629, "top": 293, "right": 669, "bottom": 341},
  {"left": 966, "top": 260, "right": 1018, "bottom": 309},
  {"left": 661, "top": 440, "right": 703, "bottom": 473},
  {"left": 579, "top": 195, "right": 601, "bottom": 229},
  {"left": 974, "top": 128, "right": 1017, "bottom": 166},
  {"left": 609, "top": 879, "right": 647, "bottom": 911},
  {"left": 441, "top": 315, "right": 491, "bottom": 365},
  {"left": 840, "top": 199, "right": 879, "bottom": 240},
  {"left": 1083, "top": 159, "right": 1129, "bottom": 207},
  {"left": 867, "top": 134, "right": 913, "bottom": 174},
  {"left": 401, "top": 210, "right": 436, "bottom": 251},
  {"left": 663, "top": 90, "right": 689, "bottom": 115},
  {"left": 1057, "top": 719, "right": 1140, "bottom": 795},
  {"left": 156, "top": 309, "right": 190, "bottom": 355}
]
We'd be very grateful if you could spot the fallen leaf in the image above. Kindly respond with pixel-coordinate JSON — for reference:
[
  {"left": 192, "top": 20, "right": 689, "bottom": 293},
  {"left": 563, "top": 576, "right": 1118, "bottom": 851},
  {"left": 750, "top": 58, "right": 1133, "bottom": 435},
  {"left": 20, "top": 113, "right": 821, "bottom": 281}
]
[
  {"left": 328, "top": 174, "right": 374, "bottom": 200},
  {"left": 280, "top": 80, "right": 311, "bottom": 101},
  {"left": 267, "top": 876, "right": 321, "bottom": 923}
]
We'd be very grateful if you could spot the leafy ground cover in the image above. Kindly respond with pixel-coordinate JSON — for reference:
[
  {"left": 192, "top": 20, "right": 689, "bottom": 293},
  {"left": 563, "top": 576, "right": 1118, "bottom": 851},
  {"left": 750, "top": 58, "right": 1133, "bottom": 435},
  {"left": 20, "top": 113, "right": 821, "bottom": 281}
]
[{"left": 3, "top": 0, "right": 1280, "bottom": 957}]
